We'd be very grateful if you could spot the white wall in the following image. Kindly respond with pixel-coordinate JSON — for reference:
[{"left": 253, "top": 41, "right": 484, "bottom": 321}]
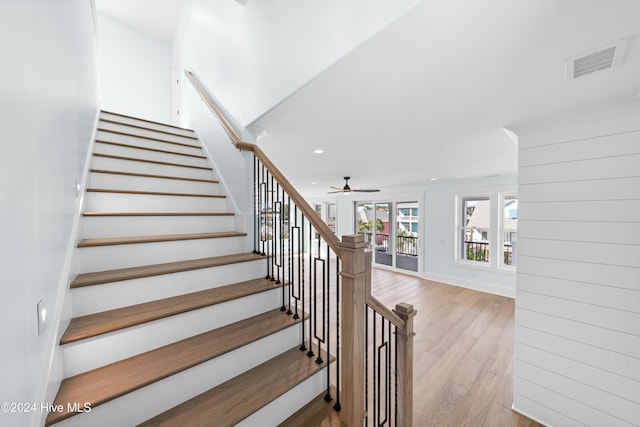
[
  {"left": 98, "top": 13, "right": 171, "bottom": 124},
  {"left": 0, "top": 1, "right": 99, "bottom": 426},
  {"left": 512, "top": 96, "right": 640, "bottom": 426},
  {"left": 175, "top": 0, "right": 423, "bottom": 127}
]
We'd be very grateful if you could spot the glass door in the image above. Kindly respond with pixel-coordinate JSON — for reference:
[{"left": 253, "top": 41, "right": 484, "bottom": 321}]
[
  {"left": 373, "top": 202, "right": 392, "bottom": 266},
  {"left": 355, "top": 202, "right": 374, "bottom": 250},
  {"left": 354, "top": 200, "right": 421, "bottom": 273},
  {"left": 396, "top": 202, "right": 419, "bottom": 272}
]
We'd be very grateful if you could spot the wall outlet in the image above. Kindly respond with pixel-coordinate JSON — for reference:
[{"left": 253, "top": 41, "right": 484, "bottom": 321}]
[{"left": 37, "top": 298, "right": 48, "bottom": 335}]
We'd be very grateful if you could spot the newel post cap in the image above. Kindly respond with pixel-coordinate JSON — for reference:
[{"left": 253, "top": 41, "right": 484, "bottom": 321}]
[
  {"left": 340, "top": 234, "right": 367, "bottom": 249},
  {"left": 394, "top": 302, "right": 417, "bottom": 320}
]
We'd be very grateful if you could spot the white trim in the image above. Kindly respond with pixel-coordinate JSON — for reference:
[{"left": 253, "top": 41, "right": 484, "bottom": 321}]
[
  {"left": 421, "top": 271, "right": 515, "bottom": 298},
  {"left": 32, "top": 106, "right": 101, "bottom": 427},
  {"left": 512, "top": 403, "right": 550, "bottom": 427}
]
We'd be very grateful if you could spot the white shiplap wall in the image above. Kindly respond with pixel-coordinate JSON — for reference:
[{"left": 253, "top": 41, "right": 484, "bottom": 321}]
[{"left": 513, "top": 98, "right": 640, "bottom": 427}]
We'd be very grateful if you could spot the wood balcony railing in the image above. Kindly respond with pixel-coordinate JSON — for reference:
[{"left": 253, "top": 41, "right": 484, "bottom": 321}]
[{"left": 185, "top": 69, "right": 416, "bottom": 426}]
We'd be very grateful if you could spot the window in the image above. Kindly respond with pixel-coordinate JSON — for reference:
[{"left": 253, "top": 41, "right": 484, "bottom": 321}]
[
  {"left": 326, "top": 203, "right": 336, "bottom": 233},
  {"left": 456, "top": 188, "right": 517, "bottom": 272},
  {"left": 501, "top": 195, "right": 518, "bottom": 267},
  {"left": 460, "top": 197, "right": 490, "bottom": 263}
]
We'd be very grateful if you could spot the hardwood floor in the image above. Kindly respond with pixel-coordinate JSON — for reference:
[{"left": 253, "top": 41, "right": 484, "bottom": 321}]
[{"left": 369, "top": 268, "right": 542, "bottom": 427}]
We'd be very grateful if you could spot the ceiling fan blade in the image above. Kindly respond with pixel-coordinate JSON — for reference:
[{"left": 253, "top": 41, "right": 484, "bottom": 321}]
[
  {"left": 329, "top": 186, "right": 343, "bottom": 190},
  {"left": 353, "top": 189, "right": 380, "bottom": 192},
  {"left": 327, "top": 190, "right": 343, "bottom": 194}
]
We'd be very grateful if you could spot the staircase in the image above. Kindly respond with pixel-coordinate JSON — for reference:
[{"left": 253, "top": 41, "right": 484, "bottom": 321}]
[{"left": 46, "top": 111, "right": 330, "bottom": 427}]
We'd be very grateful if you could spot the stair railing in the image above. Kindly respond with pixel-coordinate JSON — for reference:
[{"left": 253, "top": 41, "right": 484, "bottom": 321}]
[{"left": 185, "top": 70, "right": 415, "bottom": 426}]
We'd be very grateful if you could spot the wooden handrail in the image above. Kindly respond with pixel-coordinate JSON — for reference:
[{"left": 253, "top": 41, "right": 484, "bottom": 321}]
[
  {"left": 365, "top": 295, "right": 405, "bottom": 328},
  {"left": 184, "top": 70, "right": 242, "bottom": 147},
  {"left": 184, "top": 70, "right": 342, "bottom": 256}
]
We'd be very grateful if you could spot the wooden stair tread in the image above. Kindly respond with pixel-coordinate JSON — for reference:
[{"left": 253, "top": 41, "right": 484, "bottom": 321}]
[
  {"left": 61, "top": 278, "right": 282, "bottom": 344},
  {"left": 83, "top": 211, "right": 233, "bottom": 217},
  {"left": 78, "top": 231, "right": 246, "bottom": 248},
  {"left": 99, "top": 119, "right": 198, "bottom": 140},
  {"left": 279, "top": 387, "right": 346, "bottom": 427},
  {"left": 86, "top": 188, "right": 226, "bottom": 198},
  {"left": 93, "top": 153, "right": 213, "bottom": 170},
  {"left": 101, "top": 110, "right": 195, "bottom": 133},
  {"left": 97, "top": 129, "right": 200, "bottom": 148},
  {"left": 138, "top": 346, "right": 329, "bottom": 427},
  {"left": 89, "top": 169, "right": 218, "bottom": 183},
  {"left": 70, "top": 252, "right": 265, "bottom": 288},
  {"left": 95, "top": 139, "right": 206, "bottom": 159},
  {"left": 47, "top": 309, "right": 300, "bottom": 426}
]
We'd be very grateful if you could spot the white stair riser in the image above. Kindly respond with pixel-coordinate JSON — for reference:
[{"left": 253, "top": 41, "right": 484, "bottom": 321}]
[
  {"left": 82, "top": 215, "right": 235, "bottom": 238},
  {"left": 88, "top": 172, "right": 220, "bottom": 195},
  {"left": 85, "top": 192, "right": 228, "bottom": 213},
  {"left": 64, "top": 289, "right": 291, "bottom": 376},
  {"left": 94, "top": 142, "right": 209, "bottom": 169},
  {"left": 91, "top": 155, "right": 214, "bottom": 181},
  {"left": 99, "top": 112, "right": 194, "bottom": 138},
  {"left": 71, "top": 259, "right": 268, "bottom": 316},
  {"left": 238, "top": 369, "right": 327, "bottom": 427},
  {"left": 57, "top": 324, "right": 305, "bottom": 427},
  {"left": 77, "top": 237, "right": 246, "bottom": 273},
  {"left": 97, "top": 126, "right": 200, "bottom": 148}
]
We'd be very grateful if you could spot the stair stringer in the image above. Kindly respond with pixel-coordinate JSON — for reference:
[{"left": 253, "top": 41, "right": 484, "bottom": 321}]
[{"left": 33, "top": 107, "right": 101, "bottom": 427}]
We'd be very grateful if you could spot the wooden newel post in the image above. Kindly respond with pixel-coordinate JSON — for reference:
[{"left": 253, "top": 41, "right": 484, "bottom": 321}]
[
  {"left": 394, "top": 302, "right": 417, "bottom": 427},
  {"left": 339, "top": 234, "right": 368, "bottom": 426}
]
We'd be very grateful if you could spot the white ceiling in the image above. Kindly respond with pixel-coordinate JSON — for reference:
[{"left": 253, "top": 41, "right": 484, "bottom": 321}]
[
  {"left": 95, "top": 0, "right": 640, "bottom": 196},
  {"left": 95, "top": 0, "right": 185, "bottom": 41}
]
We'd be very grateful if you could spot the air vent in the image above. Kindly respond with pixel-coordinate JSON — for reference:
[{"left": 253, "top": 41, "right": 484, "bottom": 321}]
[{"left": 567, "top": 38, "right": 629, "bottom": 79}]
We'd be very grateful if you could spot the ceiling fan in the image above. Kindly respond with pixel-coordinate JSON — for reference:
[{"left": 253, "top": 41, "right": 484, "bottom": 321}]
[{"left": 328, "top": 177, "right": 380, "bottom": 194}]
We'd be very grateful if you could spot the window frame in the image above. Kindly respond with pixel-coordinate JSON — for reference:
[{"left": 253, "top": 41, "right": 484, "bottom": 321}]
[
  {"left": 457, "top": 194, "right": 492, "bottom": 267},
  {"left": 455, "top": 186, "right": 517, "bottom": 273},
  {"left": 499, "top": 192, "right": 518, "bottom": 271}
]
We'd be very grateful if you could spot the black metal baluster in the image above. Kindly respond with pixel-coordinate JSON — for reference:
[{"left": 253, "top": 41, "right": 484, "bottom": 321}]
[
  {"left": 365, "top": 307, "right": 369, "bottom": 425},
  {"left": 395, "top": 325, "right": 399, "bottom": 426},
  {"left": 307, "top": 220, "right": 314, "bottom": 359},
  {"left": 333, "top": 257, "right": 341, "bottom": 412},
  {"left": 270, "top": 175, "right": 277, "bottom": 283},
  {"left": 385, "top": 319, "right": 391, "bottom": 426},
  {"left": 373, "top": 311, "right": 378, "bottom": 427},
  {"left": 290, "top": 203, "right": 300, "bottom": 319},
  {"left": 252, "top": 155, "right": 258, "bottom": 254},
  {"left": 324, "top": 242, "right": 332, "bottom": 401},
  {"left": 275, "top": 183, "right": 282, "bottom": 287},
  {"left": 299, "top": 216, "right": 307, "bottom": 352},
  {"left": 314, "top": 259, "right": 325, "bottom": 364}
]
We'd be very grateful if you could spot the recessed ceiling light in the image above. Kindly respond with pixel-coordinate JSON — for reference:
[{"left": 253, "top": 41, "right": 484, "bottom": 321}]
[
  {"left": 311, "top": 182, "right": 317, "bottom": 185},
  {"left": 430, "top": 177, "right": 437, "bottom": 181},
  {"left": 313, "top": 149, "right": 324, "bottom": 154}
]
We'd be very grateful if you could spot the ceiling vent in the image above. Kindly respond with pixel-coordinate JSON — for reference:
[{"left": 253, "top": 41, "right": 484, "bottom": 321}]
[{"left": 567, "top": 38, "right": 629, "bottom": 79}]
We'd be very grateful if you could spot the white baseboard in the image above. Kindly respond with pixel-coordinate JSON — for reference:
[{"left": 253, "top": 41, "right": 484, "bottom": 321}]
[
  {"left": 512, "top": 403, "right": 550, "bottom": 427},
  {"left": 421, "top": 271, "right": 515, "bottom": 298}
]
